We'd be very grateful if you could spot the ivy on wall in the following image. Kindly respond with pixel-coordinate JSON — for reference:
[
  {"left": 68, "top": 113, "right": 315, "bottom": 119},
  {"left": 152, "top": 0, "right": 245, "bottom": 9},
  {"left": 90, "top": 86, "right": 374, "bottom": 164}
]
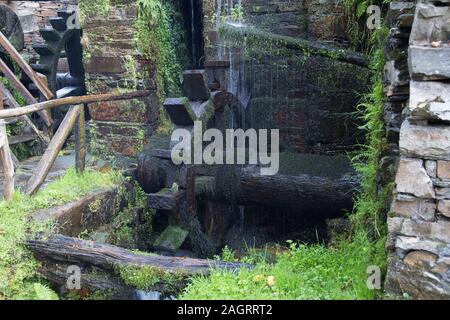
[
  {"left": 136, "top": 0, "right": 185, "bottom": 98},
  {"left": 136, "top": 0, "right": 189, "bottom": 134}
]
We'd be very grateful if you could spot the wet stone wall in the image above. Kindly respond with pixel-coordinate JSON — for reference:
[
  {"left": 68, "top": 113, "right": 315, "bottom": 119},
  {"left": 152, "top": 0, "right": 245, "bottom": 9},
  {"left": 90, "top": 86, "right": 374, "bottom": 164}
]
[
  {"left": 202, "top": 0, "right": 370, "bottom": 154},
  {"left": 385, "top": 0, "right": 450, "bottom": 299},
  {"left": 81, "top": 1, "right": 158, "bottom": 157}
]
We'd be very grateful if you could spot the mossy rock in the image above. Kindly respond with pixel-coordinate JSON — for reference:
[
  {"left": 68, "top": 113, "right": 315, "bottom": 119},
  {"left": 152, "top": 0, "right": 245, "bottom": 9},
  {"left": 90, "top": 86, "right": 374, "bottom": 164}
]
[{"left": 153, "top": 226, "right": 189, "bottom": 251}]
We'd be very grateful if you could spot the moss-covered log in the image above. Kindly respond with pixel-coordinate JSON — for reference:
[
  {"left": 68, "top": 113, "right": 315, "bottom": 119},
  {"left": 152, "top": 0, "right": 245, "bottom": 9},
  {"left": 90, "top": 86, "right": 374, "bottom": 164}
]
[
  {"left": 219, "top": 23, "right": 369, "bottom": 68},
  {"left": 26, "top": 234, "right": 251, "bottom": 296}
]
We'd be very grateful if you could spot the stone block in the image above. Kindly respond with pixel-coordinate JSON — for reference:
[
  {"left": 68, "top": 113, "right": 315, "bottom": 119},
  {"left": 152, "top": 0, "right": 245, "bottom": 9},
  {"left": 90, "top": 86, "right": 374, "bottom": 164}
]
[
  {"left": 89, "top": 121, "right": 146, "bottom": 157},
  {"left": 400, "top": 120, "right": 450, "bottom": 160},
  {"left": 391, "top": 197, "right": 436, "bottom": 221},
  {"left": 410, "top": 3, "right": 450, "bottom": 45},
  {"left": 17, "top": 9, "right": 39, "bottom": 33},
  {"left": 396, "top": 236, "right": 450, "bottom": 257},
  {"left": 401, "top": 219, "right": 450, "bottom": 243},
  {"left": 438, "top": 200, "right": 450, "bottom": 218},
  {"left": 409, "top": 46, "right": 450, "bottom": 80},
  {"left": 425, "top": 160, "right": 437, "bottom": 178},
  {"left": 409, "top": 81, "right": 450, "bottom": 122},
  {"left": 437, "top": 161, "right": 450, "bottom": 179},
  {"left": 395, "top": 158, "right": 435, "bottom": 198},
  {"left": 88, "top": 96, "right": 156, "bottom": 124},
  {"left": 436, "top": 188, "right": 450, "bottom": 199},
  {"left": 153, "top": 225, "right": 189, "bottom": 252},
  {"left": 84, "top": 56, "right": 127, "bottom": 74}
]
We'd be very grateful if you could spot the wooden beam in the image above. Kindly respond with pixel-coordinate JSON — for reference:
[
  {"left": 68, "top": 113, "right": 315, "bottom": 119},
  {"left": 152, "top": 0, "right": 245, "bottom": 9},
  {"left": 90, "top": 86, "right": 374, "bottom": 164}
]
[
  {"left": 0, "top": 82, "right": 50, "bottom": 145},
  {"left": 0, "top": 31, "right": 54, "bottom": 100},
  {"left": 0, "top": 57, "right": 53, "bottom": 126},
  {"left": 0, "top": 90, "right": 14, "bottom": 201},
  {"left": 0, "top": 90, "right": 151, "bottom": 120},
  {"left": 219, "top": 23, "right": 370, "bottom": 68},
  {"left": 26, "top": 105, "right": 82, "bottom": 195},
  {"left": 74, "top": 105, "right": 86, "bottom": 173}
]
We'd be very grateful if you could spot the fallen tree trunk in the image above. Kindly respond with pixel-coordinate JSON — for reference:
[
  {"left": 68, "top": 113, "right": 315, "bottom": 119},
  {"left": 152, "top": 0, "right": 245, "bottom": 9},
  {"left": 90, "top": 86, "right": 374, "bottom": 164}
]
[
  {"left": 26, "top": 234, "right": 251, "bottom": 296},
  {"left": 27, "top": 234, "right": 248, "bottom": 274}
]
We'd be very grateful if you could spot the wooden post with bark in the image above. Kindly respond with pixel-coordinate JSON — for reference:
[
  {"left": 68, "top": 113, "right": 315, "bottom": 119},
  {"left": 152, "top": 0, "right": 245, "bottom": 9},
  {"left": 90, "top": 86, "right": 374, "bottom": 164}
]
[
  {"left": 74, "top": 105, "right": 86, "bottom": 173},
  {"left": 26, "top": 105, "right": 82, "bottom": 195},
  {"left": 0, "top": 89, "right": 15, "bottom": 201}
]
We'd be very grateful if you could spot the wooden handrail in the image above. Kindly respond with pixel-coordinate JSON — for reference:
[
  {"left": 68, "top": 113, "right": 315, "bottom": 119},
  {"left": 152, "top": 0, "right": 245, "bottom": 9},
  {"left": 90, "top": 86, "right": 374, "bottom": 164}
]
[
  {"left": 0, "top": 57, "right": 53, "bottom": 126},
  {"left": 0, "top": 31, "right": 54, "bottom": 100},
  {"left": 0, "top": 90, "right": 151, "bottom": 119},
  {"left": 0, "top": 82, "right": 50, "bottom": 144}
]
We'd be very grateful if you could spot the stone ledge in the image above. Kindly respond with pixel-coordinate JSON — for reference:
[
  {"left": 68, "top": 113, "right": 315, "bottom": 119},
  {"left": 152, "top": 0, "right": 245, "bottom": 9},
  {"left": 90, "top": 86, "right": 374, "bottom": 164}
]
[
  {"left": 409, "top": 46, "right": 450, "bottom": 81},
  {"left": 30, "top": 188, "right": 120, "bottom": 237},
  {"left": 396, "top": 236, "right": 450, "bottom": 257},
  {"left": 409, "top": 81, "right": 450, "bottom": 122},
  {"left": 400, "top": 120, "right": 450, "bottom": 160}
]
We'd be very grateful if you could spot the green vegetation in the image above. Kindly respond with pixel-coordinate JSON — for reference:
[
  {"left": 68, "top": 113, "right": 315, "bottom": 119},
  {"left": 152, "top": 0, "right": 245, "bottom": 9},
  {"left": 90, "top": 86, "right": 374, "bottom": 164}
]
[
  {"left": 78, "top": 0, "right": 111, "bottom": 23},
  {"left": 351, "top": 25, "right": 391, "bottom": 239},
  {"left": 136, "top": 0, "right": 186, "bottom": 134},
  {"left": 108, "top": 181, "right": 154, "bottom": 249},
  {"left": 182, "top": 234, "right": 385, "bottom": 300},
  {"left": 182, "top": 1, "right": 391, "bottom": 301},
  {"left": 0, "top": 168, "right": 121, "bottom": 300},
  {"left": 117, "top": 264, "right": 184, "bottom": 292}
]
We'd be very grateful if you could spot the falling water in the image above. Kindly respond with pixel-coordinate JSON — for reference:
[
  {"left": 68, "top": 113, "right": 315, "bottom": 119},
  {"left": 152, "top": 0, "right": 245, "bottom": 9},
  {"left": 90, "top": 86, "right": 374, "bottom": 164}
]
[
  {"left": 238, "top": 205, "right": 245, "bottom": 231},
  {"left": 190, "top": 0, "right": 196, "bottom": 65}
]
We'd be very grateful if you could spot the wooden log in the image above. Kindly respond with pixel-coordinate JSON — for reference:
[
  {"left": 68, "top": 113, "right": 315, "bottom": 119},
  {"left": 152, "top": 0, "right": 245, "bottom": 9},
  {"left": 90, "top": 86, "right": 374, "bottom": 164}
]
[
  {"left": 26, "top": 105, "right": 82, "bottom": 195},
  {"left": 219, "top": 23, "right": 370, "bottom": 68},
  {"left": 74, "top": 105, "right": 86, "bottom": 173},
  {"left": 0, "top": 90, "right": 14, "bottom": 201},
  {"left": 236, "top": 166, "right": 359, "bottom": 214},
  {"left": 26, "top": 234, "right": 251, "bottom": 278},
  {"left": 140, "top": 149, "right": 360, "bottom": 215},
  {"left": 0, "top": 31, "right": 53, "bottom": 99},
  {"left": 196, "top": 164, "right": 359, "bottom": 215},
  {"left": 0, "top": 82, "right": 50, "bottom": 144},
  {"left": 0, "top": 90, "right": 151, "bottom": 120},
  {"left": 0, "top": 57, "right": 53, "bottom": 126}
]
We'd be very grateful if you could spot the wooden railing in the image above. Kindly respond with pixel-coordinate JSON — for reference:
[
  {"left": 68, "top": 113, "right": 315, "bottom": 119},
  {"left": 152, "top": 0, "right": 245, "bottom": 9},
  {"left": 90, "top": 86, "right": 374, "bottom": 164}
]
[
  {"left": 0, "top": 31, "right": 150, "bottom": 200},
  {"left": 0, "top": 90, "right": 150, "bottom": 199},
  {"left": 0, "top": 31, "right": 53, "bottom": 127}
]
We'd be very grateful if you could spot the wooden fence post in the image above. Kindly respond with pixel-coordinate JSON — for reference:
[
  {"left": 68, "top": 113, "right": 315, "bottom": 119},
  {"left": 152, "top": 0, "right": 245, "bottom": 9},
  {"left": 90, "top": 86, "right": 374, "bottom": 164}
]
[
  {"left": 0, "top": 89, "right": 15, "bottom": 201},
  {"left": 74, "top": 105, "right": 86, "bottom": 173},
  {"left": 26, "top": 105, "right": 82, "bottom": 195}
]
